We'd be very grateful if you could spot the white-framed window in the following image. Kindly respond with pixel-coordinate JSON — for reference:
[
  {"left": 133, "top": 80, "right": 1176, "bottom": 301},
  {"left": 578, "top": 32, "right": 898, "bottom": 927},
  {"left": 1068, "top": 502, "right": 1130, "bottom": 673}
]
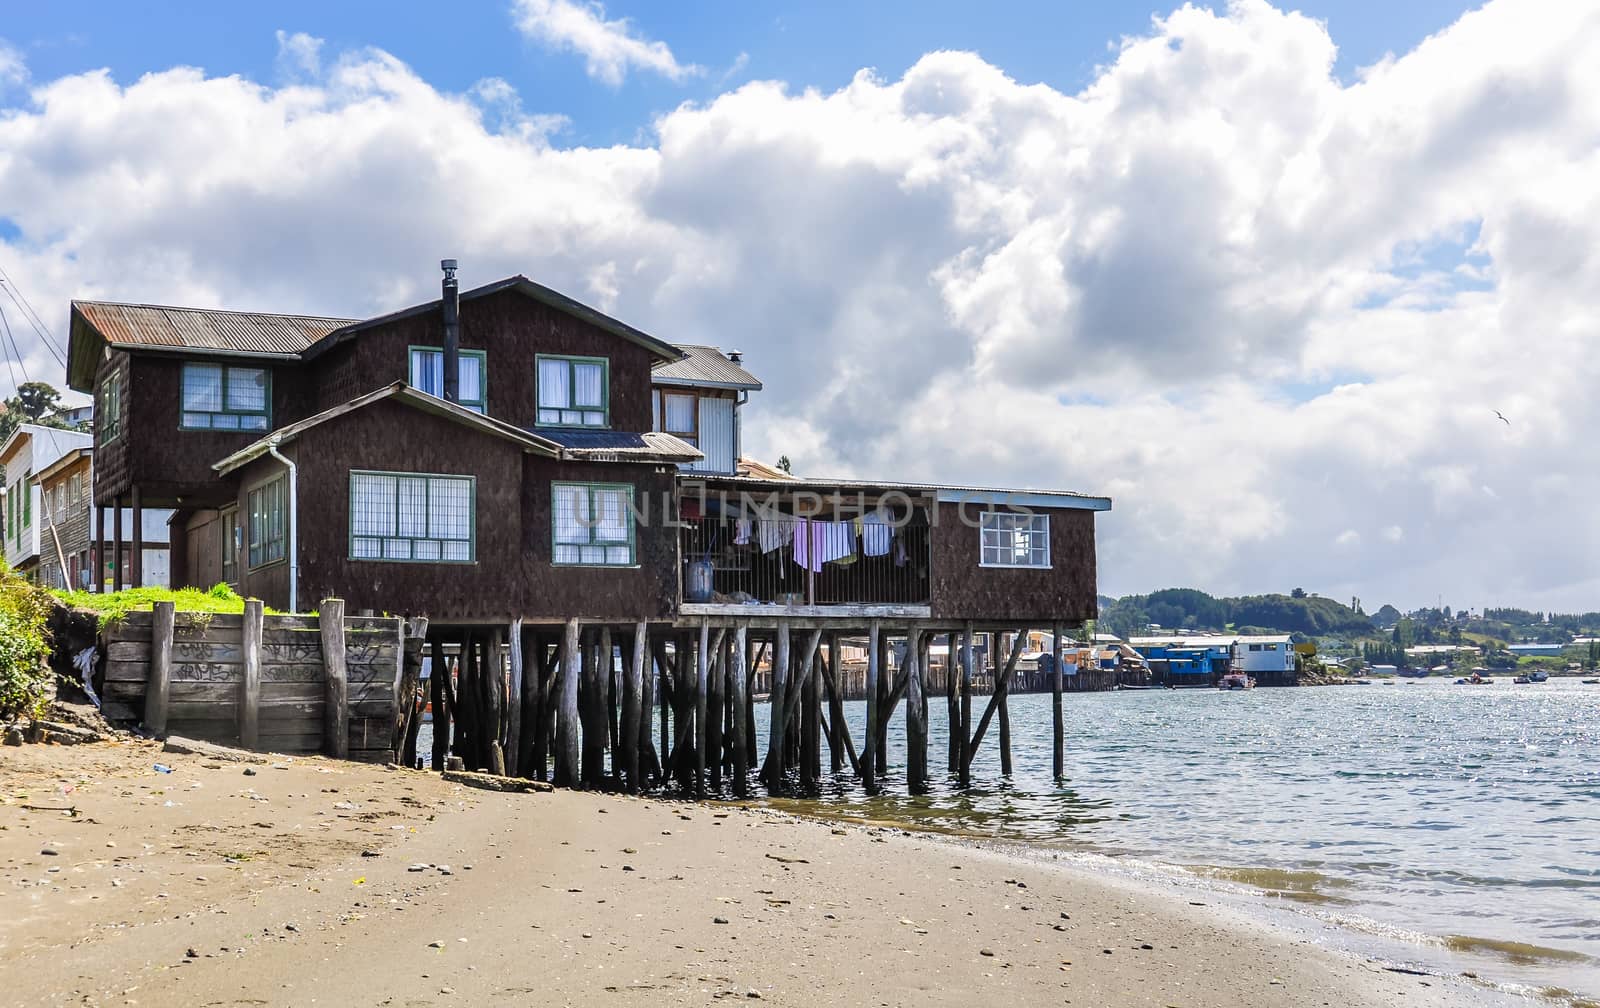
[
  {"left": 536, "top": 355, "right": 608, "bottom": 427},
  {"left": 182, "top": 363, "right": 271, "bottom": 431},
  {"left": 552, "top": 482, "right": 634, "bottom": 566},
  {"left": 349, "top": 471, "right": 475, "bottom": 563},
  {"left": 247, "top": 475, "right": 287, "bottom": 569},
  {"left": 408, "top": 347, "right": 487, "bottom": 414},
  {"left": 657, "top": 391, "right": 698, "bottom": 446},
  {"left": 979, "top": 511, "right": 1050, "bottom": 568}
]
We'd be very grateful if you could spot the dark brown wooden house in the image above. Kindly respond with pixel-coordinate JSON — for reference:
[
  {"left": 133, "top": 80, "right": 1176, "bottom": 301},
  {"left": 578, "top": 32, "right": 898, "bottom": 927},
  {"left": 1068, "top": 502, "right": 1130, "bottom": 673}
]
[{"left": 66, "top": 261, "right": 1113, "bottom": 794}]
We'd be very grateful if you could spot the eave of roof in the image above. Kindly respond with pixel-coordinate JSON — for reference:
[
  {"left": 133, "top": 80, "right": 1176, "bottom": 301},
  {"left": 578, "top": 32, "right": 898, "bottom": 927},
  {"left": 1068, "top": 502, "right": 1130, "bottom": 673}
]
[
  {"left": 33, "top": 446, "right": 93, "bottom": 484},
  {"left": 676, "top": 473, "right": 1113, "bottom": 511},
  {"left": 212, "top": 383, "right": 563, "bottom": 475},
  {"left": 541, "top": 429, "right": 704, "bottom": 464},
  {"left": 302, "top": 276, "right": 685, "bottom": 363}
]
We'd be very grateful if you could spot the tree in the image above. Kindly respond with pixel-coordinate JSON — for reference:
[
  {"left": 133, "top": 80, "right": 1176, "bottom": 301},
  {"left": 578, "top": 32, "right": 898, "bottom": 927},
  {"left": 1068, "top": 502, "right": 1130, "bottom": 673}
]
[
  {"left": 0, "top": 381, "right": 78, "bottom": 444},
  {"left": 776, "top": 455, "right": 792, "bottom": 474},
  {"left": 1291, "top": 587, "right": 1307, "bottom": 599}
]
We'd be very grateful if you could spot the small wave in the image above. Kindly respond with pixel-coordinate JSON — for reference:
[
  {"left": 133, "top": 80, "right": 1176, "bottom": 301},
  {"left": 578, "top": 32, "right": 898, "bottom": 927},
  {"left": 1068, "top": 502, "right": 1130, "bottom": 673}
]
[{"left": 1444, "top": 934, "right": 1598, "bottom": 967}]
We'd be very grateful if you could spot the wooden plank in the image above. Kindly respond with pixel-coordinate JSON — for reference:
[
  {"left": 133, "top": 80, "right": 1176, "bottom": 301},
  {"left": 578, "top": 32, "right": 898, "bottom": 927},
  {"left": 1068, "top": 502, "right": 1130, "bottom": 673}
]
[
  {"left": 239, "top": 600, "right": 263, "bottom": 751},
  {"left": 145, "top": 602, "right": 174, "bottom": 736},
  {"left": 261, "top": 681, "right": 323, "bottom": 702},
  {"left": 260, "top": 664, "right": 325, "bottom": 683},
  {"left": 258, "top": 733, "right": 323, "bottom": 754},
  {"left": 106, "top": 640, "right": 151, "bottom": 662},
  {"left": 104, "top": 660, "right": 151, "bottom": 684},
  {"left": 102, "top": 701, "right": 139, "bottom": 722},
  {"left": 169, "top": 663, "right": 242, "bottom": 683},
  {"left": 321, "top": 598, "right": 348, "bottom": 759},
  {"left": 260, "top": 700, "right": 326, "bottom": 720}
]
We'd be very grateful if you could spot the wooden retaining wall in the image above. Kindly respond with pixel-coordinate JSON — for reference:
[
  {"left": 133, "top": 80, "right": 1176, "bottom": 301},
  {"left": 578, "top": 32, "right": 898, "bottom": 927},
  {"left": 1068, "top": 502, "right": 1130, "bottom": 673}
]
[{"left": 98, "top": 601, "right": 409, "bottom": 762}]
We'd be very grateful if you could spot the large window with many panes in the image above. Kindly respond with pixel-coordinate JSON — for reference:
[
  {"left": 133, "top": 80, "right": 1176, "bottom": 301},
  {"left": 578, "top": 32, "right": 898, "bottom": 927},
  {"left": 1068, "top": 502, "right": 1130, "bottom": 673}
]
[
  {"left": 182, "top": 363, "right": 270, "bottom": 431},
  {"left": 536, "top": 355, "right": 608, "bottom": 427},
  {"left": 979, "top": 511, "right": 1050, "bottom": 568},
  {"left": 349, "top": 470, "right": 475, "bottom": 563},
  {"left": 551, "top": 482, "right": 634, "bottom": 566}
]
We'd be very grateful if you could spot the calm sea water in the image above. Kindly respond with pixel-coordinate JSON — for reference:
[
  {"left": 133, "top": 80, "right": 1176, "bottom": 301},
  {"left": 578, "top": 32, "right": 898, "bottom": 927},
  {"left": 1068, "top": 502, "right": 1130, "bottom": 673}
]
[
  {"left": 768, "top": 680, "right": 1600, "bottom": 1001},
  {"left": 422, "top": 679, "right": 1600, "bottom": 999}
]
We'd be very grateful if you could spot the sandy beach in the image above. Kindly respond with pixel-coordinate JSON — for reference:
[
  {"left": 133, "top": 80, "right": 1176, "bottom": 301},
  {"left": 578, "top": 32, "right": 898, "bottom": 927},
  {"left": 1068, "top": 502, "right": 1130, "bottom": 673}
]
[{"left": 2, "top": 739, "right": 1496, "bottom": 1008}]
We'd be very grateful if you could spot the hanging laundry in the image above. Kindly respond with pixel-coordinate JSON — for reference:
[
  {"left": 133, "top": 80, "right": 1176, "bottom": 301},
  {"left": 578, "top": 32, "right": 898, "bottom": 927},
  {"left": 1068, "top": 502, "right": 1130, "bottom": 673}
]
[
  {"left": 862, "top": 509, "right": 892, "bottom": 556},
  {"left": 793, "top": 519, "right": 855, "bottom": 572},
  {"left": 893, "top": 534, "right": 908, "bottom": 568},
  {"left": 819, "top": 521, "right": 855, "bottom": 565},
  {"left": 733, "top": 518, "right": 752, "bottom": 546},
  {"left": 758, "top": 517, "right": 788, "bottom": 554}
]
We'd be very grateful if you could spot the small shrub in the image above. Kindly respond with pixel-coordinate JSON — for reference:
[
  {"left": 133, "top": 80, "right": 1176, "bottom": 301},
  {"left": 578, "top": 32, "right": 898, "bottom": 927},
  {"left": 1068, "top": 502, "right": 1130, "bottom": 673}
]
[{"left": 1, "top": 569, "right": 53, "bottom": 721}]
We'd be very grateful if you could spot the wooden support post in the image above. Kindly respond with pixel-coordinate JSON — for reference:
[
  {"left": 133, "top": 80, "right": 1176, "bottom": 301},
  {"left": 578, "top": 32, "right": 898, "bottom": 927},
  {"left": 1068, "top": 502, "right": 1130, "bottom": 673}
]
[
  {"left": 876, "top": 629, "right": 891, "bottom": 771},
  {"left": 730, "top": 624, "right": 749, "bottom": 797},
  {"left": 240, "top": 599, "right": 263, "bottom": 750},
  {"left": 93, "top": 505, "right": 105, "bottom": 593},
  {"left": 802, "top": 639, "right": 822, "bottom": 785},
  {"left": 430, "top": 638, "right": 449, "bottom": 770},
  {"left": 507, "top": 618, "right": 523, "bottom": 777},
  {"left": 144, "top": 600, "right": 174, "bottom": 735},
  {"left": 580, "top": 629, "right": 607, "bottom": 786},
  {"left": 640, "top": 638, "right": 659, "bottom": 785},
  {"left": 946, "top": 630, "right": 960, "bottom": 774},
  {"left": 395, "top": 617, "right": 427, "bottom": 761},
  {"left": 112, "top": 494, "right": 123, "bottom": 592},
  {"left": 129, "top": 484, "right": 143, "bottom": 589},
  {"left": 320, "top": 598, "right": 348, "bottom": 759},
  {"left": 997, "top": 631, "right": 1013, "bottom": 776},
  {"left": 600, "top": 626, "right": 616, "bottom": 783},
  {"left": 761, "top": 622, "right": 790, "bottom": 787},
  {"left": 816, "top": 647, "right": 861, "bottom": 777},
  {"left": 555, "top": 618, "right": 581, "bottom": 788},
  {"left": 966, "top": 630, "right": 1027, "bottom": 766},
  {"left": 1052, "top": 622, "right": 1065, "bottom": 781},
  {"left": 487, "top": 630, "right": 507, "bottom": 776},
  {"left": 746, "top": 638, "right": 765, "bottom": 768},
  {"left": 959, "top": 623, "right": 974, "bottom": 788},
  {"left": 654, "top": 639, "right": 670, "bottom": 782},
  {"left": 705, "top": 627, "right": 726, "bottom": 791},
  {"left": 826, "top": 633, "right": 844, "bottom": 774},
  {"left": 623, "top": 622, "right": 645, "bottom": 793},
  {"left": 905, "top": 629, "right": 927, "bottom": 794},
  {"left": 863, "top": 620, "right": 880, "bottom": 793},
  {"left": 694, "top": 621, "right": 709, "bottom": 796}
]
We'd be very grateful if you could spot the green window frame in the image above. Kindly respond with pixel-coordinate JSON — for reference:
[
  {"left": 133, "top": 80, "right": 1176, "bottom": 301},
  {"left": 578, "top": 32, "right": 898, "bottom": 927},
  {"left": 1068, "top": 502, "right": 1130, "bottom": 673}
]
[
  {"left": 348, "top": 470, "right": 476, "bottom": 563},
  {"left": 97, "top": 377, "right": 122, "bottom": 444},
  {"left": 536, "top": 354, "right": 609, "bottom": 428},
  {"left": 21, "top": 476, "right": 29, "bottom": 530},
  {"left": 407, "top": 346, "right": 488, "bottom": 414},
  {"left": 246, "top": 475, "right": 287, "bottom": 569},
  {"left": 551, "top": 482, "right": 635, "bottom": 567},
  {"left": 181, "top": 363, "right": 272, "bottom": 431}
]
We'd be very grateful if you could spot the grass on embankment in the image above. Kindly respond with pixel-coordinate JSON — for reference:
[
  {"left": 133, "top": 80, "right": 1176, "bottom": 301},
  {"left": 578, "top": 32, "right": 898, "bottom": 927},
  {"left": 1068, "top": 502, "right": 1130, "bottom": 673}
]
[{"left": 51, "top": 583, "right": 282, "bottom": 628}]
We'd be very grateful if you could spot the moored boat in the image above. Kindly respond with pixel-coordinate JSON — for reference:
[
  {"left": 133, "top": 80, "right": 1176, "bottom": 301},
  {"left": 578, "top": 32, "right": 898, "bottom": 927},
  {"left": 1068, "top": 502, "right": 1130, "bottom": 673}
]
[{"left": 1218, "top": 672, "right": 1256, "bottom": 690}]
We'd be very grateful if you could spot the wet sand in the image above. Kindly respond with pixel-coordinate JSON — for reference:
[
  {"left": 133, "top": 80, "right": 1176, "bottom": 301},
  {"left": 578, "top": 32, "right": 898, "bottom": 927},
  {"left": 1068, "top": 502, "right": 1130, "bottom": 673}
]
[{"left": 2, "top": 740, "right": 1502, "bottom": 1006}]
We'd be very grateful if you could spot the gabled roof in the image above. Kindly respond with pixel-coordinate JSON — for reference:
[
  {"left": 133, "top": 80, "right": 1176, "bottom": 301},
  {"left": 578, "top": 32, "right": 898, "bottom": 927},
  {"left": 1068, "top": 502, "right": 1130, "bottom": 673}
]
[
  {"left": 68, "top": 301, "right": 356, "bottom": 390},
  {"left": 34, "top": 446, "right": 93, "bottom": 485},
  {"left": 213, "top": 383, "right": 563, "bottom": 475},
  {"left": 538, "top": 429, "right": 703, "bottom": 464},
  {"left": 651, "top": 345, "right": 762, "bottom": 390},
  {"left": 0, "top": 423, "right": 94, "bottom": 471},
  {"left": 303, "top": 275, "right": 685, "bottom": 363}
]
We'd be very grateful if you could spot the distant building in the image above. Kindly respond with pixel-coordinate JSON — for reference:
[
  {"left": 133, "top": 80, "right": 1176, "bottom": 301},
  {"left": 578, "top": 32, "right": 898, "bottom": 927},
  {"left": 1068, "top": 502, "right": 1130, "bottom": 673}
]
[
  {"left": 1507, "top": 643, "right": 1564, "bottom": 658},
  {"left": 1129, "top": 632, "right": 1297, "bottom": 687},
  {"left": 4, "top": 423, "right": 93, "bottom": 581},
  {"left": 33, "top": 446, "right": 175, "bottom": 590}
]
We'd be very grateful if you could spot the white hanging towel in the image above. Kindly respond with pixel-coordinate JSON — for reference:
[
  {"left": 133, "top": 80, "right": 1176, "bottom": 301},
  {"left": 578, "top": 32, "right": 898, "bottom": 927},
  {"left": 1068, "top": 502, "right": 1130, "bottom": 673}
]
[{"left": 758, "top": 517, "right": 789, "bottom": 553}]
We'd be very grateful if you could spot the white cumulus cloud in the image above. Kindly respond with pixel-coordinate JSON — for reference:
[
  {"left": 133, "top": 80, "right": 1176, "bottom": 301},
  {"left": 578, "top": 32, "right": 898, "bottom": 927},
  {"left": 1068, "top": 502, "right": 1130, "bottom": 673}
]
[
  {"left": 2, "top": 0, "right": 1599, "bottom": 611},
  {"left": 510, "top": 0, "right": 700, "bottom": 86}
]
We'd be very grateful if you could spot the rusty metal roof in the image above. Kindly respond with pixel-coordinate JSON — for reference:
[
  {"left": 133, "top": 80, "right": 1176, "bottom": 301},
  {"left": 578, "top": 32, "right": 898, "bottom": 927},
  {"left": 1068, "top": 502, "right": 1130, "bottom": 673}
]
[
  {"left": 651, "top": 345, "right": 762, "bottom": 390},
  {"left": 73, "top": 300, "right": 357, "bottom": 356}
]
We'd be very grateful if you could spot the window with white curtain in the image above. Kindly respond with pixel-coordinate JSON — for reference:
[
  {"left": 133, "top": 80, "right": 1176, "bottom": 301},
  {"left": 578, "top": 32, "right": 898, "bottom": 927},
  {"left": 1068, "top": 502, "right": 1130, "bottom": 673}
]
[
  {"left": 181, "top": 363, "right": 270, "bottom": 431},
  {"left": 408, "top": 348, "right": 487, "bottom": 414},
  {"left": 551, "top": 482, "right": 634, "bottom": 566},
  {"left": 349, "top": 470, "right": 475, "bottom": 562},
  {"left": 536, "top": 355, "right": 608, "bottom": 427},
  {"left": 247, "top": 476, "right": 287, "bottom": 568},
  {"left": 979, "top": 511, "right": 1050, "bottom": 568},
  {"left": 661, "top": 392, "right": 697, "bottom": 446}
]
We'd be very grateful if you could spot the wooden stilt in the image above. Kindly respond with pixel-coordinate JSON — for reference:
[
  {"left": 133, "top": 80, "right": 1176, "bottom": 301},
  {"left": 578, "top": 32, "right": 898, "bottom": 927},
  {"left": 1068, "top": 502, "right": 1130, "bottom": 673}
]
[
  {"left": 959, "top": 623, "right": 974, "bottom": 788},
  {"left": 694, "top": 622, "right": 710, "bottom": 797},
  {"left": 706, "top": 627, "right": 726, "bottom": 791},
  {"left": 130, "top": 484, "right": 143, "bottom": 589},
  {"left": 319, "top": 599, "right": 347, "bottom": 759},
  {"left": 1052, "top": 622, "right": 1065, "bottom": 781},
  {"left": 555, "top": 618, "right": 581, "bottom": 788},
  {"left": 825, "top": 633, "right": 844, "bottom": 774},
  {"left": 946, "top": 630, "right": 960, "bottom": 774},
  {"left": 997, "top": 631, "right": 1013, "bottom": 776},
  {"left": 640, "top": 636, "right": 659, "bottom": 785},
  {"left": 430, "top": 638, "right": 448, "bottom": 770},
  {"left": 730, "top": 624, "right": 749, "bottom": 797},
  {"left": 622, "top": 622, "right": 645, "bottom": 793},
  {"left": 505, "top": 622, "right": 522, "bottom": 776},
  {"left": 863, "top": 620, "right": 880, "bottom": 793},
  {"left": 905, "top": 629, "right": 927, "bottom": 793},
  {"left": 876, "top": 630, "right": 891, "bottom": 771},
  {"left": 761, "top": 622, "right": 791, "bottom": 788},
  {"left": 601, "top": 627, "right": 617, "bottom": 784},
  {"left": 746, "top": 638, "right": 765, "bottom": 768},
  {"left": 112, "top": 494, "right": 123, "bottom": 592}
]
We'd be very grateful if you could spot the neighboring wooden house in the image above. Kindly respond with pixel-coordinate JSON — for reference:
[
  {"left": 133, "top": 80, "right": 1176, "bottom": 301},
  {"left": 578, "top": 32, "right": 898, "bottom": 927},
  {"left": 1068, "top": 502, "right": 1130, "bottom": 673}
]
[
  {"left": 33, "top": 446, "right": 174, "bottom": 590},
  {"left": 649, "top": 345, "right": 762, "bottom": 476},
  {"left": 3, "top": 423, "right": 92, "bottom": 580}
]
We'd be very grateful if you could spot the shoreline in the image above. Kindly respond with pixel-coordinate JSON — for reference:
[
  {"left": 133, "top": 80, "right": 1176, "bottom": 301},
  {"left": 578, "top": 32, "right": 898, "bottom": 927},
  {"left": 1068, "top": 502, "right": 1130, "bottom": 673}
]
[{"left": 1, "top": 739, "right": 1534, "bottom": 1008}]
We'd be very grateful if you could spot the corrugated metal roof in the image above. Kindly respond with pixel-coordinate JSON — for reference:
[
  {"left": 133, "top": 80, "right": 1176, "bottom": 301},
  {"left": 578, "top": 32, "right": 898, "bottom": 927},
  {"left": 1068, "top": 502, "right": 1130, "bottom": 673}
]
[
  {"left": 651, "top": 345, "right": 763, "bottom": 390},
  {"left": 73, "top": 301, "right": 356, "bottom": 356},
  {"left": 538, "top": 429, "right": 702, "bottom": 463},
  {"left": 678, "top": 473, "right": 1112, "bottom": 510}
]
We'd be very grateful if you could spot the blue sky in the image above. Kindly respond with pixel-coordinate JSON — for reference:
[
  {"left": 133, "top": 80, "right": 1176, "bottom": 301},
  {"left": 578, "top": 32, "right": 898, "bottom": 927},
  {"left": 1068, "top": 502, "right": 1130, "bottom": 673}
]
[{"left": 4, "top": 1, "right": 1481, "bottom": 146}]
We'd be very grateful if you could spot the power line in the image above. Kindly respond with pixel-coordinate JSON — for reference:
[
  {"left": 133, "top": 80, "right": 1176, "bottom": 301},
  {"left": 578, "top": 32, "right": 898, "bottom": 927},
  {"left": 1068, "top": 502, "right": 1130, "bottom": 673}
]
[
  {"left": 0, "top": 303, "right": 25, "bottom": 393},
  {"left": 0, "top": 265, "right": 66, "bottom": 369}
]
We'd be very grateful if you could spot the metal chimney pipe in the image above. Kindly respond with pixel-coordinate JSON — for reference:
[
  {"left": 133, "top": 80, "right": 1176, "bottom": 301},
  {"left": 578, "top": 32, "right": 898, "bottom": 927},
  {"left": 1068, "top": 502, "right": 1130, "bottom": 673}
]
[{"left": 441, "top": 259, "right": 460, "bottom": 405}]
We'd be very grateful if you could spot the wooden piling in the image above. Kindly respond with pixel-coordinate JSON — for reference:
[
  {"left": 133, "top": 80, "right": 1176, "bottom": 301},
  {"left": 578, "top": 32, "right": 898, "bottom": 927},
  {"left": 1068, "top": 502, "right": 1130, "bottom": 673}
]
[
  {"left": 730, "top": 624, "right": 749, "bottom": 797},
  {"left": 863, "top": 620, "right": 880, "bottom": 793},
  {"left": 997, "top": 631, "right": 1013, "bottom": 776},
  {"left": 507, "top": 618, "right": 523, "bottom": 777},
  {"left": 239, "top": 599, "right": 263, "bottom": 750},
  {"left": 581, "top": 629, "right": 607, "bottom": 786},
  {"left": 762, "top": 622, "right": 791, "bottom": 787},
  {"left": 603, "top": 627, "right": 619, "bottom": 780},
  {"left": 555, "top": 618, "right": 581, "bottom": 788},
  {"left": 430, "top": 637, "right": 449, "bottom": 770},
  {"left": 905, "top": 629, "right": 927, "bottom": 793},
  {"left": 958, "top": 623, "right": 974, "bottom": 788},
  {"left": 694, "top": 622, "right": 709, "bottom": 796},
  {"left": 144, "top": 600, "right": 174, "bottom": 737},
  {"left": 946, "top": 630, "right": 960, "bottom": 774},
  {"left": 320, "top": 598, "right": 348, "bottom": 759},
  {"left": 487, "top": 630, "right": 507, "bottom": 776},
  {"left": 825, "top": 633, "right": 844, "bottom": 774},
  {"left": 640, "top": 639, "right": 659, "bottom": 785},
  {"left": 622, "top": 622, "right": 645, "bottom": 793},
  {"left": 1052, "top": 622, "right": 1064, "bottom": 781},
  {"left": 706, "top": 628, "right": 726, "bottom": 790},
  {"left": 876, "top": 629, "right": 891, "bottom": 772}
]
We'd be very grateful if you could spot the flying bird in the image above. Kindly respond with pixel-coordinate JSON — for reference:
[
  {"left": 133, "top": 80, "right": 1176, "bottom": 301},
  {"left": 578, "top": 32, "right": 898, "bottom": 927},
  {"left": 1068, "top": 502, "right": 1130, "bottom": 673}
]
[{"left": 1494, "top": 411, "right": 1510, "bottom": 425}]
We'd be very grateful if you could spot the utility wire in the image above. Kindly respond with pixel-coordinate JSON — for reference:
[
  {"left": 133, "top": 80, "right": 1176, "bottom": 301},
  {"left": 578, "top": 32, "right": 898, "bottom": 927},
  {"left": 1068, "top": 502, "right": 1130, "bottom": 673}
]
[
  {"left": 0, "top": 303, "right": 25, "bottom": 393},
  {"left": 0, "top": 265, "right": 67, "bottom": 368}
]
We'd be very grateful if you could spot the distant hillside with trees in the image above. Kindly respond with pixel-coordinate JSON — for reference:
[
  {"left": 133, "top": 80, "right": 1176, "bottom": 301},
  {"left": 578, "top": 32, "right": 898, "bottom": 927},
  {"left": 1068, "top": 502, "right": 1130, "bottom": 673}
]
[{"left": 1099, "top": 587, "right": 1373, "bottom": 639}]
